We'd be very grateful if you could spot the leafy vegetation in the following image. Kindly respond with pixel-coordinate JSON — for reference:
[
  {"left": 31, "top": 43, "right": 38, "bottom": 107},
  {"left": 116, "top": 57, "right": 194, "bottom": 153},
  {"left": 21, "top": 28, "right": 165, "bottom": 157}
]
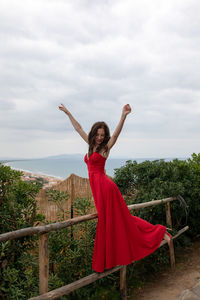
[
  {"left": 0, "top": 153, "right": 200, "bottom": 299},
  {"left": 112, "top": 153, "right": 200, "bottom": 295},
  {"left": 0, "top": 164, "right": 44, "bottom": 299},
  {"left": 114, "top": 153, "right": 200, "bottom": 237}
]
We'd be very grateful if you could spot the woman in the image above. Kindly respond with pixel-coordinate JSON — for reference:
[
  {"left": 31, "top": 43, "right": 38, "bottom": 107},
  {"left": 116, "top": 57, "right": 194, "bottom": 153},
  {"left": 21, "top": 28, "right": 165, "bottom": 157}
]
[{"left": 59, "top": 103, "right": 172, "bottom": 273}]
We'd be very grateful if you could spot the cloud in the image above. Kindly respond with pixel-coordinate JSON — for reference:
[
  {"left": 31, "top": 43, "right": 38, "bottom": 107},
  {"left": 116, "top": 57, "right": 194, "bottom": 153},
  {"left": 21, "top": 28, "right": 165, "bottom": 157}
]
[{"left": 0, "top": 0, "right": 200, "bottom": 158}]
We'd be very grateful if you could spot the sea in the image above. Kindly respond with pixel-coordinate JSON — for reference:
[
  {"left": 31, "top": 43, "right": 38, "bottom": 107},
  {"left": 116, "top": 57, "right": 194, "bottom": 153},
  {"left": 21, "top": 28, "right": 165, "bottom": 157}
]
[{"left": 1, "top": 155, "right": 185, "bottom": 180}]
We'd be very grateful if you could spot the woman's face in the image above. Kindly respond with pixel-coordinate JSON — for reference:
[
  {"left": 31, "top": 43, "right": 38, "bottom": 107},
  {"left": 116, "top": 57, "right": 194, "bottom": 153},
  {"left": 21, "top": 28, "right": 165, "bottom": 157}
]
[{"left": 95, "top": 128, "right": 105, "bottom": 146}]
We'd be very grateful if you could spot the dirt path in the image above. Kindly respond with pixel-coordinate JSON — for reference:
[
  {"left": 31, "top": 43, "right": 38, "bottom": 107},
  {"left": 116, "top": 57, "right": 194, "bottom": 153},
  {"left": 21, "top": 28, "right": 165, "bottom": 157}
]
[{"left": 130, "top": 238, "right": 200, "bottom": 300}]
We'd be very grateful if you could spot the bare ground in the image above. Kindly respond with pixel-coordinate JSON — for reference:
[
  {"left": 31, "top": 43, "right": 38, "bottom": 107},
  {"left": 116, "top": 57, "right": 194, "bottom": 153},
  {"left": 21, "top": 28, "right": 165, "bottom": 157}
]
[{"left": 129, "top": 238, "right": 200, "bottom": 300}]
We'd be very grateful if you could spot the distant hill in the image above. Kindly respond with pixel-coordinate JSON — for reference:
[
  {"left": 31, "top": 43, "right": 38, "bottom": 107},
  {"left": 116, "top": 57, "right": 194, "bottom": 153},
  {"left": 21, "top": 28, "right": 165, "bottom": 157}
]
[
  {"left": 43, "top": 154, "right": 83, "bottom": 160},
  {"left": 0, "top": 154, "right": 84, "bottom": 162},
  {"left": 0, "top": 158, "right": 27, "bottom": 162},
  {"left": 0, "top": 154, "right": 188, "bottom": 163}
]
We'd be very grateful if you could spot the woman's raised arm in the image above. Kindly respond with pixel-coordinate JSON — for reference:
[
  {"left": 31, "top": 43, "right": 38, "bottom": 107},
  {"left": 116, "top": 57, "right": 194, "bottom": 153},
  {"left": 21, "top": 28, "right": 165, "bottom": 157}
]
[
  {"left": 59, "top": 104, "right": 88, "bottom": 143},
  {"left": 107, "top": 104, "right": 131, "bottom": 150}
]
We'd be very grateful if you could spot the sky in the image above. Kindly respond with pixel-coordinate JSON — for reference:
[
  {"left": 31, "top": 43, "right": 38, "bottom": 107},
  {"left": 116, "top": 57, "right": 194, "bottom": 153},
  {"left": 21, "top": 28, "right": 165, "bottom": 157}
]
[{"left": 0, "top": 0, "right": 200, "bottom": 159}]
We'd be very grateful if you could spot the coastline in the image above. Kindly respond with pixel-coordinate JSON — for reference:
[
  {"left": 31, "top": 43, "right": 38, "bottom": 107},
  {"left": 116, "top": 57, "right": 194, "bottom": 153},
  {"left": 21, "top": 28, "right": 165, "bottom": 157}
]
[
  {"left": 2, "top": 159, "right": 88, "bottom": 179},
  {"left": 1, "top": 156, "right": 187, "bottom": 189},
  {"left": 21, "top": 170, "right": 62, "bottom": 189},
  {"left": 2, "top": 163, "right": 63, "bottom": 189}
]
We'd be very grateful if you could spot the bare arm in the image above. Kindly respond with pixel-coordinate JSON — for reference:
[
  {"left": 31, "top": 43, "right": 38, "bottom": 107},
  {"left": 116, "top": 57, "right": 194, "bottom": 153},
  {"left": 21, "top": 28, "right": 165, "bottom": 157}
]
[
  {"left": 107, "top": 104, "right": 131, "bottom": 150},
  {"left": 58, "top": 104, "right": 88, "bottom": 143}
]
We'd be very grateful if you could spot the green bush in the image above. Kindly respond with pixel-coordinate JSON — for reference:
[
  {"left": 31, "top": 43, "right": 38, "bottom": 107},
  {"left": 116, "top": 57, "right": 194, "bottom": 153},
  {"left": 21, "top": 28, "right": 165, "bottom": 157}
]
[
  {"left": 1, "top": 153, "right": 200, "bottom": 299},
  {"left": 113, "top": 153, "right": 200, "bottom": 238},
  {"left": 113, "top": 153, "right": 200, "bottom": 293},
  {"left": 0, "top": 164, "right": 44, "bottom": 299}
]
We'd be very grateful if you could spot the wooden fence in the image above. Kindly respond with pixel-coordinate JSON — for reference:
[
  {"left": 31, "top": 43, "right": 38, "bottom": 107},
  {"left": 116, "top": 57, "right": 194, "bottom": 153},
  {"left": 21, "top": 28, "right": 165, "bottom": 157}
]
[
  {"left": 36, "top": 173, "right": 94, "bottom": 222},
  {"left": 0, "top": 196, "right": 189, "bottom": 300}
]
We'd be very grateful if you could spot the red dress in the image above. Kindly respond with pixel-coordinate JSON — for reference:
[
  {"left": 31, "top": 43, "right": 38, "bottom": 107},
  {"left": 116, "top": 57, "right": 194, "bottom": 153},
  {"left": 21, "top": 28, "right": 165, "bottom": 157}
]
[{"left": 84, "top": 152, "right": 166, "bottom": 273}]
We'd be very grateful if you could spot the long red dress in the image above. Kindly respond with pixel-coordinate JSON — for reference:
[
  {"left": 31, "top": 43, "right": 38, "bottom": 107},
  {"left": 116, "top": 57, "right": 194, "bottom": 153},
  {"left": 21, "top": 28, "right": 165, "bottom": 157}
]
[{"left": 84, "top": 152, "right": 166, "bottom": 273}]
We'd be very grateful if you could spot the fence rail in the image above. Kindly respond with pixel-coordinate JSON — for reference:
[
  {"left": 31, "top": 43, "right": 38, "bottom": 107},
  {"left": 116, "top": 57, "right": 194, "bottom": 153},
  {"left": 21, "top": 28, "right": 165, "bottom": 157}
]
[
  {"left": 0, "top": 197, "right": 177, "bottom": 242},
  {"left": 0, "top": 196, "right": 189, "bottom": 300}
]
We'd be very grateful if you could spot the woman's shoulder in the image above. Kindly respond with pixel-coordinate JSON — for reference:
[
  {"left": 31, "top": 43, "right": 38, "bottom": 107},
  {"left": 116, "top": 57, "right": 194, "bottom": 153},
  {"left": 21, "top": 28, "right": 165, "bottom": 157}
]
[{"left": 99, "top": 148, "right": 110, "bottom": 158}]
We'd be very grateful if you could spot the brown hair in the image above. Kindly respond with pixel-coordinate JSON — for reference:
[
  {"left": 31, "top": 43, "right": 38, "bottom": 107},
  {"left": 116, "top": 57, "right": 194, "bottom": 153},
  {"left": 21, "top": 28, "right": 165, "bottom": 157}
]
[{"left": 88, "top": 121, "right": 110, "bottom": 157}]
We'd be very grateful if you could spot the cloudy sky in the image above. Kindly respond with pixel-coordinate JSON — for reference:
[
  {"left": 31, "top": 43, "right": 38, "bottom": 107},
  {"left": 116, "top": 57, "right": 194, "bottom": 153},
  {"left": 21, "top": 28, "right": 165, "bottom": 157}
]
[{"left": 0, "top": 0, "right": 200, "bottom": 159}]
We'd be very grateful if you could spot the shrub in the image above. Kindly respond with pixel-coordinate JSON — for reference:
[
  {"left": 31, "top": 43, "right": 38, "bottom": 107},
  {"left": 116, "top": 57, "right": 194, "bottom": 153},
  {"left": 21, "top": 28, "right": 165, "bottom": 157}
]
[
  {"left": 114, "top": 154, "right": 200, "bottom": 237},
  {"left": 0, "top": 164, "right": 44, "bottom": 299}
]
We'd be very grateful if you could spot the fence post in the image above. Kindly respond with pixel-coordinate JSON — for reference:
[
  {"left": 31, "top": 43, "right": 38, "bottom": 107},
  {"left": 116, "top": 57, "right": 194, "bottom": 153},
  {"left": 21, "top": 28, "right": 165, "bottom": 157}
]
[
  {"left": 165, "top": 202, "right": 175, "bottom": 270},
  {"left": 166, "top": 201, "right": 172, "bottom": 227},
  {"left": 70, "top": 174, "right": 75, "bottom": 249},
  {"left": 39, "top": 233, "right": 49, "bottom": 294},
  {"left": 120, "top": 265, "right": 127, "bottom": 300}
]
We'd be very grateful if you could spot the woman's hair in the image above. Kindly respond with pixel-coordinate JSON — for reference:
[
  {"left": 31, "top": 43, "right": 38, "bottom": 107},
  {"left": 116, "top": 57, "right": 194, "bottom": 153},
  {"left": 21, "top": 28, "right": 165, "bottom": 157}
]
[{"left": 88, "top": 121, "right": 110, "bottom": 157}]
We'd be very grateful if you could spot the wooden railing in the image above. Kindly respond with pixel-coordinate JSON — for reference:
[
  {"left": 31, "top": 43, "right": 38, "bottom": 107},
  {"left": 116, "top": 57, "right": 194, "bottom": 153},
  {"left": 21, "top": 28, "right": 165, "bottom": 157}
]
[{"left": 0, "top": 196, "right": 189, "bottom": 300}]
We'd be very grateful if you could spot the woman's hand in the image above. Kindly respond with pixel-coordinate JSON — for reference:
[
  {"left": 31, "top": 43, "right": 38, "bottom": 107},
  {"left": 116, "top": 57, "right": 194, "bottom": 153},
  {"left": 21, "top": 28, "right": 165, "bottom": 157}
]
[
  {"left": 122, "top": 104, "right": 131, "bottom": 117},
  {"left": 58, "top": 104, "right": 69, "bottom": 114}
]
